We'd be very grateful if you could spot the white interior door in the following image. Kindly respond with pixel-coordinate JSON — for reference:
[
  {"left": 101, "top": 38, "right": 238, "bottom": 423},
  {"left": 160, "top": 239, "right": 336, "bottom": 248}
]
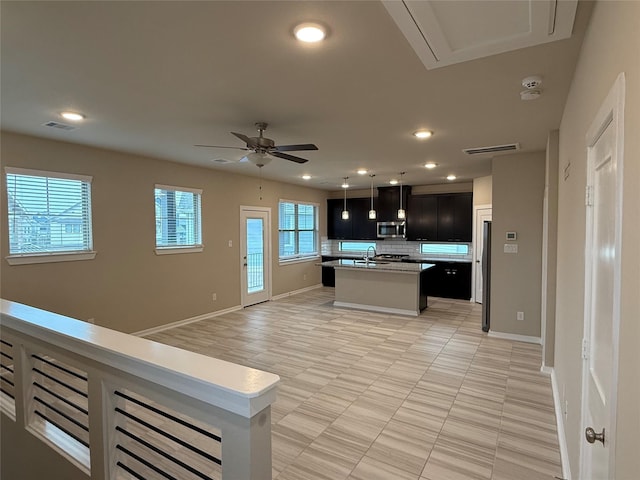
[
  {"left": 580, "top": 74, "right": 624, "bottom": 479},
  {"left": 240, "top": 207, "right": 271, "bottom": 307},
  {"left": 473, "top": 206, "right": 492, "bottom": 303}
]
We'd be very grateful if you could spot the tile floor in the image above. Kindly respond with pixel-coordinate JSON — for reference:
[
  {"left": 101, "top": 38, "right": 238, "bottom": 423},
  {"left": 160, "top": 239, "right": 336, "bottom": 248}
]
[{"left": 146, "top": 288, "right": 563, "bottom": 480}]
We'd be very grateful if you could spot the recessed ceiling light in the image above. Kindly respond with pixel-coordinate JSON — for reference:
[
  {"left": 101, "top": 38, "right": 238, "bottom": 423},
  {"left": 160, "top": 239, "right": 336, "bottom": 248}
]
[
  {"left": 294, "top": 23, "right": 326, "bottom": 43},
  {"left": 413, "top": 130, "right": 433, "bottom": 139},
  {"left": 357, "top": 169, "right": 368, "bottom": 175},
  {"left": 61, "top": 111, "right": 85, "bottom": 121},
  {"left": 389, "top": 179, "right": 398, "bottom": 185},
  {"left": 424, "top": 162, "right": 437, "bottom": 169},
  {"left": 302, "top": 174, "right": 311, "bottom": 180},
  {"left": 447, "top": 174, "right": 457, "bottom": 181}
]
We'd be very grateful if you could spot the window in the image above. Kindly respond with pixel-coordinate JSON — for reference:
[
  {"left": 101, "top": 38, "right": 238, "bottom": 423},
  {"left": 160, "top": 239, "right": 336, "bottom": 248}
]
[
  {"left": 339, "top": 241, "right": 377, "bottom": 253},
  {"left": 420, "top": 243, "right": 470, "bottom": 255},
  {"left": 278, "top": 201, "right": 318, "bottom": 260},
  {"left": 155, "top": 185, "right": 202, "bottom": 253},
  {"left": 5, "top": 167, "right": 94, "bottom": 264}
]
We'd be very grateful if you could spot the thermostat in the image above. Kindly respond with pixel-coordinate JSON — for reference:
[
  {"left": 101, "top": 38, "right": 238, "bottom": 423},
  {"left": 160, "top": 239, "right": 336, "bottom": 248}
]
[{"left": 506, "top": 231, "right": 517, "bottom": 241}]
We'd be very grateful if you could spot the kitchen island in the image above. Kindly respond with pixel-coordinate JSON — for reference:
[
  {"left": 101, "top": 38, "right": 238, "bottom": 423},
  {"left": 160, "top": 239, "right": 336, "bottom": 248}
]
[{"left": 319, "top": 259, "right": 434, "bottom": 316}]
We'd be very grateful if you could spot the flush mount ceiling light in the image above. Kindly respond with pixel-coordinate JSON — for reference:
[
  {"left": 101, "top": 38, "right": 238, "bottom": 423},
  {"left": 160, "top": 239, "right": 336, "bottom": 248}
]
[
  {"left": 413, "top": 130, "right": 433, "bottom": 139},
  {"left": 447, "top": 174, "right": 457, "bottom": 181},
  {"left": 357, "top": 169, "right": 368, "bottom": 175},
  {"left": 302, "top": 174, "right": 311, "bottom": 180},
  {"left": 294, "top": 23, "right": 326, "bottom": 43},
  {"left": 424, "top": 162, "right": 437, "bottom": 169},
  {"left": 389, "top": 179, "right": 398, "bottom": 185},
  {"left": 60, "top": 111, "right": 85, "bottom": 121}
]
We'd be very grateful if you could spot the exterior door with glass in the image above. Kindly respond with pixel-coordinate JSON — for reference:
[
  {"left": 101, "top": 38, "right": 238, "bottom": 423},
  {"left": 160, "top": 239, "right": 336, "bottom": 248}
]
[{"left": 240, "top": 207, "right": 271, "bottom": 307}]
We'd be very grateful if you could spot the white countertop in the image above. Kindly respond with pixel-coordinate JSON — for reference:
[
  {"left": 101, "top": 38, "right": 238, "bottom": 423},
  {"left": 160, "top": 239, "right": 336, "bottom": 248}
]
[
  {"left": 322, "top": 253, "right": 471, "bottom": 263},
  {"left": 319, "top": 259, "right": 434, "bottom": 273}
]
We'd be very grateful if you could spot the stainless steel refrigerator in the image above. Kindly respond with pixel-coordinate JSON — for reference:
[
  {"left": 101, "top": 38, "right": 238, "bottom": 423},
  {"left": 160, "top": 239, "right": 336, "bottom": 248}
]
[{"left": 481, "top": 221, "right": 491, "bottom": 332}]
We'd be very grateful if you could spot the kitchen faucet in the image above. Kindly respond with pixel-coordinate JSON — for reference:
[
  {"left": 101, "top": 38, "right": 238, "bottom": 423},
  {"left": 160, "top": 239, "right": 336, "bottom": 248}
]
[{"left": 365, "top": 246, "right": 377, "bottom": 264}]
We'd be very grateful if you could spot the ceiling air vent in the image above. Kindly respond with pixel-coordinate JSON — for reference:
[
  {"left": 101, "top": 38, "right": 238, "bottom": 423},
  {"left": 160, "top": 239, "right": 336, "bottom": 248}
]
[
  {"left": 212, "top": 158, "right": 232, "bottom": 164},
  {"left": 463, "top": 143, "right": 520, "bottom": 155},
  {"left": 42, "top": 121, "right": 76, "bottom": 131}
]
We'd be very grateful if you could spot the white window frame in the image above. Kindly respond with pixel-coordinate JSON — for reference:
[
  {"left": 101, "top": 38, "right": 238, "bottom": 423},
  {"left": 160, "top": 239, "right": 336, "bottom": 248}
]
[
  {"left": 154, "top": 184, "right": 203, "bottom": 255},
  {"left": 278, "top": 199, "right": 319, "bottom": 263},
  {"left": 5, "top": 167, "right": 96, "bottom": 265}
]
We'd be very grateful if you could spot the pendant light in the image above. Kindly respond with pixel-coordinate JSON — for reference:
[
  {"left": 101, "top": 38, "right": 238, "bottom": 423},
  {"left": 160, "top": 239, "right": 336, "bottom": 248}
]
[
  {"left": 397, "top": 172, "right": 406, "bottom": 219},
  {"left": 341, "top": 177, "right": 349, "bottom": 220},
  {"left": 368, "top": 174, "right": 377, "bottom": 220}
]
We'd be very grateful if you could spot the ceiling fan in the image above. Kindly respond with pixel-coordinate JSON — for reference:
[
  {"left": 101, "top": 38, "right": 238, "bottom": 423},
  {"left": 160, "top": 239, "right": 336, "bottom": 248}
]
[{"left": 195, "top": 122, "right": 318, "bottom": 166}]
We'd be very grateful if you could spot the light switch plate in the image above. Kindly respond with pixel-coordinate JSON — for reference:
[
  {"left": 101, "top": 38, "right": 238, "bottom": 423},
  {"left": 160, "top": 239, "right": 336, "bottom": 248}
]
[{"left": 504, "top": 244, "right": 518, "bottom": 254}]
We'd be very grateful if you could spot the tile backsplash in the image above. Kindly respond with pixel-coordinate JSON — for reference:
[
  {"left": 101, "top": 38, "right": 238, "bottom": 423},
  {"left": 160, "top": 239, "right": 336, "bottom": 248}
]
[{"left": 321, "top": 238, "right": 473, "bottom": 261}]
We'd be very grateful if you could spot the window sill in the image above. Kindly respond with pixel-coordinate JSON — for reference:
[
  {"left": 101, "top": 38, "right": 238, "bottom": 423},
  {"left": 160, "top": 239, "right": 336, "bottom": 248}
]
[
  {"left": 279, "top": 255, "right": 320, "bottom": 266},
  {"left": 155, "top": 246, "right": 204, "bottom": 255},
  {"left": 6, "top": 251, "right": 97, "bottom": 265}
]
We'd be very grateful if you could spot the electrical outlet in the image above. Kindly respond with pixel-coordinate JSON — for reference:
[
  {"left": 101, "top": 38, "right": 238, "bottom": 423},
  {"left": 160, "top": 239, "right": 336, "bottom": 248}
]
[
  {"left": 517, "top": 311, "right": 524, "bottom": 321},
  {"left": 303, "top": 274, "right": 307, "bottom": 280},
  {"left": 212, "top": 293, "right": 217, "bottom": 301},
  {"left": 228, "top": 240, "right": 233, "bottom": 247}
]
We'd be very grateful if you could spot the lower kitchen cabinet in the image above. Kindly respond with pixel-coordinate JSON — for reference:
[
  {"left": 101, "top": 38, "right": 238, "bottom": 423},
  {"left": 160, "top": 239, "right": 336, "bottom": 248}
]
[{"left": 424, "top": 261, "right": 472, "bottom": 300}]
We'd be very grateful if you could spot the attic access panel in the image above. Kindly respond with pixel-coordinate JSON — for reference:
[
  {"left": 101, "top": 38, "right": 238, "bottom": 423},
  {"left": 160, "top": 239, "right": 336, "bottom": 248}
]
[{"left": 382, "top": 0, "right": 578, "bottom": 70}]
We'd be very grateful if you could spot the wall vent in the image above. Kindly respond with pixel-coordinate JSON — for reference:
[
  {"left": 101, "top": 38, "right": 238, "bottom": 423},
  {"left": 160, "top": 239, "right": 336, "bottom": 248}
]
[
  {"left": 463, "top": 143, "right": 520, "bottom": 155},
  {"left": 212, "top": 158, "right": 232, "bottom": 164},
  {"left": 42, "top": 121, "right": 76, "bottom": 131}
]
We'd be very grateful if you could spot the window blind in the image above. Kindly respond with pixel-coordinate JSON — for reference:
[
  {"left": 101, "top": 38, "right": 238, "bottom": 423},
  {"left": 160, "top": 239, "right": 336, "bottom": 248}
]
[
  {"left": 278, "top": 200, "right": 318, "bottom": 259},
  {"left": 5, "top": 168, "right": 93, "bottom": 255},
  {"left": 154, "top": 185, "right": 202, "bottom": 248}
]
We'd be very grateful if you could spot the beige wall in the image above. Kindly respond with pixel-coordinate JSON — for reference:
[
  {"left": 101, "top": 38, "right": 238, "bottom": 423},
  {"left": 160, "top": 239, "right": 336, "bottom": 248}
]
[
  {"left": 0, "top": 132, "right": 327, "bottom": 333},
  {"left": 555, "top": 1, "right": 640, "bottom": 477},
  {"left": 490, "top": 151, "right": 545, "bottom": 338},
  {"left": 472, "top": 175, "right": 492, "bottom": 205}
]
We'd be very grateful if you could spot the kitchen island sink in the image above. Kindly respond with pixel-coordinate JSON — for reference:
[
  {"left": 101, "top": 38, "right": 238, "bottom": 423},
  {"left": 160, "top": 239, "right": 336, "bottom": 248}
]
[{"left": 318, "top": 259, "right": 434, "bottom": 316}]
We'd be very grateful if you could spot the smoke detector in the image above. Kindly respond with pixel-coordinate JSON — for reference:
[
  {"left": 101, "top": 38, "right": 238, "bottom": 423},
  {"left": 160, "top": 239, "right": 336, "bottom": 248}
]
[
  {"left": 520, "top": 89, "right": 542, "bottom": 101},
  {"left": 520, "top": 75, "right": 543, "bottom": 100},
  {"left": 522, "top": 75, "right": 543, "bottom": 89}
]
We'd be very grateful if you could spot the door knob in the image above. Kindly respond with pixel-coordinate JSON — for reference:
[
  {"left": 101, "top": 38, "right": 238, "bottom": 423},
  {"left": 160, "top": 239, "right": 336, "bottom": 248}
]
[{"left": 585, "top": 427, "right": 605, "bottom": 445}]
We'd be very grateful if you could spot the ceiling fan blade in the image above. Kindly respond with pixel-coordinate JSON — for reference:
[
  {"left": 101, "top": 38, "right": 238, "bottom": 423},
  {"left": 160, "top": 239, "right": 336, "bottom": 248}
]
[
  {"left": 274, "top": 143, "right": 318, "bottom": 152},
  {"left": 194, "top": 144, "right": 249, "bottom": 150},
  {"left": 270, "top": 151, "right": 309, "bottom": 164},
  {"left": 231, "top": 131, "right": 258, "bottom": 148}
]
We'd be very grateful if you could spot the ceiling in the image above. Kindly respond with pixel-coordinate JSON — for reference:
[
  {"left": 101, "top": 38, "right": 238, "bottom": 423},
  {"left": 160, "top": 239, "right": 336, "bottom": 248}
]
[{"left": 0, "top": 1, "right": 591, "bottom": 191}]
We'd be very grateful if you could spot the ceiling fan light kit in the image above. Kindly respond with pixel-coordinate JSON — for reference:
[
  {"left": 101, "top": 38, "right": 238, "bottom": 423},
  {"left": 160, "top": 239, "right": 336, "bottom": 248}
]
[{"left": 196, "top": 122, "right": 318, "bottom": 166}]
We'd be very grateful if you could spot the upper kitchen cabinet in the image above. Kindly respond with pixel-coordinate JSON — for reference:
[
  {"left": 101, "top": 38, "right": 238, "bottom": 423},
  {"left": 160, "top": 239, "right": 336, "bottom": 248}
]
[
  {"left": 406, "top": 194, "right": 438, "bottom": 241},
  {"left": 436, "top": 193, "right": 472, "bottom": 242},
  {"left": 327, "top": 198, "right": 377, "bottom": 240},
  {"left": 350, "top": 197, "right": 377, "bottom": 240},
  {"left": 377, "top": 186, "right": 411, "bottom": 221},
  {"left": 327, "top": 198, "right": 352, "bottom": 239}
]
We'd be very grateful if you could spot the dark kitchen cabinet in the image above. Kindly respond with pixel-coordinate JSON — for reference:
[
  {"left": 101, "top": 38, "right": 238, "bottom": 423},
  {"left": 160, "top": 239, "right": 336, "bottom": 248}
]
[
  {"left": 377, "top": 186, "right": 411, "bottom": 221},
  {"left": 321, "top": 256, "right": 338, "bottom": 287},
  {"left": 351, "top": 197, "right": 377, "bottom": 240},
  {"left": 424, "top": 261, "right": 472, "bottom": 300},
  {"left": 436, "top": 193, "right": 472, "bottom": 242},
  {"left": 327, "top": 199, "right": 352, "bottom": 239},
  {"left": 406, "top": 194, "right": 438, "bottom": 241}
]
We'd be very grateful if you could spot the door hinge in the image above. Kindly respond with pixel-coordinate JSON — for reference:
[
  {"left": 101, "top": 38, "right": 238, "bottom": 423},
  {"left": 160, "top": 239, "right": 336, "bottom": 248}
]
[
  {"left": 585, "top": 185, "right": 594, "bottom": 206},
  {"left": 582, "top": 337, "right": 590, "bottom": 359}
]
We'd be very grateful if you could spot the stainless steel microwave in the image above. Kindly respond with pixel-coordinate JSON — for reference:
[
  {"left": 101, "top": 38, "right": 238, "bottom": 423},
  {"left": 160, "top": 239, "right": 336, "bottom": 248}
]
[{"left": 377, "top": 221, "right": 406, "bottom": 239}]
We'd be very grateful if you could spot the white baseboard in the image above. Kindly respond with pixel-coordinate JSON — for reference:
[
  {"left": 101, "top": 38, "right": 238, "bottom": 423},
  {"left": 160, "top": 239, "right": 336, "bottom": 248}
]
[
  {"left": 487, "top": 330, "right": 542, "bottom": 344},
  {"left": 545, "top": 366, "right": 572, "bottom": 480},
  {"left": 133, "top": 305, "right": 242, "bottom": 337},
  {"left": 271, "top": 283, "right": 322, "bottom": 301}
]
